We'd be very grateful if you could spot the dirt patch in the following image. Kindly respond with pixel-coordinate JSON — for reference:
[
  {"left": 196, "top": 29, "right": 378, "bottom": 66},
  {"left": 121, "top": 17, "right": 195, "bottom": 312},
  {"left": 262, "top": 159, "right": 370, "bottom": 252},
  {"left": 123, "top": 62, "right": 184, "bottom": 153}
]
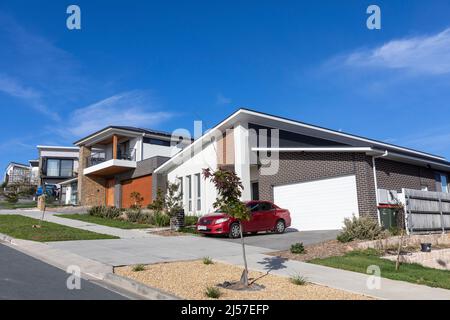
[
  {"left": 268, "top": 240, "right": 359, "bottom": 262},
  {"left": 115, "top": 260, "right": 372, "bottom": 300},
  {"left": 151, "top": 230, "right": 188, "bottom": 237}
]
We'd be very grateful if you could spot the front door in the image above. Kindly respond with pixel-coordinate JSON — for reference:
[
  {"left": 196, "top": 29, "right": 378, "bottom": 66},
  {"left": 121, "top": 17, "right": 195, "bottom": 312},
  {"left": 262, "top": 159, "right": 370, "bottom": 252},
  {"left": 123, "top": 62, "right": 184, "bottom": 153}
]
[{"left": 106, "top": 178, "right": 115, "bottom": 207}]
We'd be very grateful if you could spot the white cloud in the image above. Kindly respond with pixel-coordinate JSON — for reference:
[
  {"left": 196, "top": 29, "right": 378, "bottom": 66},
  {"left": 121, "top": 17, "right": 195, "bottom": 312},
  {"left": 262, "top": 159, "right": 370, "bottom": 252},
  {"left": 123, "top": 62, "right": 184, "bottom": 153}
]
[
  {"left": 401, "top": 129, "right": 450, "bottom": 156},
  {"left": 216, "top": 93, "right": 232, "bottom": 105},
  {"left": 343, "top": 28, "right": 450, "bottom": 75},
  {"left": 63, "top": 91, "right": 174, "bottom": 138},
  {"left": 0, "top": 74, "right": 60, "bottom": 121}
]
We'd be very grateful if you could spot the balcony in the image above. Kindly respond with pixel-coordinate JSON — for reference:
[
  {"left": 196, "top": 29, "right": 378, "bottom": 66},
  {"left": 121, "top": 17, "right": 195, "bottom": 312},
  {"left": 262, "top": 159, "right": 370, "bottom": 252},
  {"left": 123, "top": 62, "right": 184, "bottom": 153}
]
[{"left": 83, "top": 149, "right": 137, "bottom": 176}]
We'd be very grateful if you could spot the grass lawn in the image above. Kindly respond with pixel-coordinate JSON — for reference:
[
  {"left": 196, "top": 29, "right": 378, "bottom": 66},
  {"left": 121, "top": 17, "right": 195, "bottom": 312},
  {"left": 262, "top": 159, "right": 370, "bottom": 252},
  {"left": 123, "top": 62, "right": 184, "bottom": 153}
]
[
  {"left": 310, "top": 249, "right": 450, "bottom": 290},
  {"left": 0, "top": 215, "right": 118, "bottom": 242},
  {"left": 0, "top": 201, "right": 37, "bottom": 210},
  {"left": 56, "top": 214, "right": 153, "bottom": 229}
]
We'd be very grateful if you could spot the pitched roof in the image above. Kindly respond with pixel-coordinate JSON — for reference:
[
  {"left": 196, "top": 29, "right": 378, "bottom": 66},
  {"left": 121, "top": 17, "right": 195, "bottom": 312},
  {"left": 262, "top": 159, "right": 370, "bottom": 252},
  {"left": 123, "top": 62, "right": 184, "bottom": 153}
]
[{"left": 155, "top": 108, "right": 450, "bottom": 173}]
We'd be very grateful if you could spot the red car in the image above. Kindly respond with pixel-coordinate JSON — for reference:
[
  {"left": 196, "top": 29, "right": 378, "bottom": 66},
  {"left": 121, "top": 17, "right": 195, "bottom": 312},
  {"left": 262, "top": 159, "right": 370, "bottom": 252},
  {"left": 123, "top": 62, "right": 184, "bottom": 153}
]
[{"left": 196, "top": 200, "right": 291, "bottom": 238}]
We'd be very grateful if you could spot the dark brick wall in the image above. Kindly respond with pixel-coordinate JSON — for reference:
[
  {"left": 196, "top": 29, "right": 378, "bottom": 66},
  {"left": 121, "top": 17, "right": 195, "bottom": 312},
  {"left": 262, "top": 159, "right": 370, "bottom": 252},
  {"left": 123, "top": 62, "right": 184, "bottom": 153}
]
[
  {"left": 258, "top": 152, "right": 378, "bottom": 219},
  {"left": 375, "top": 158, "right": 437, "bottom": 192}
]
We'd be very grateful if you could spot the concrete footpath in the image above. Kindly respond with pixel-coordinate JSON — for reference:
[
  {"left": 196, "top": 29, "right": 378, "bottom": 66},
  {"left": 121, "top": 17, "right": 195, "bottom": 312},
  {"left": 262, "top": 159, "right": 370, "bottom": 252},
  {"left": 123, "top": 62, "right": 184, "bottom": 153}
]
[{"left": 218, "top": 253, "right": 450, "bottom": 300}]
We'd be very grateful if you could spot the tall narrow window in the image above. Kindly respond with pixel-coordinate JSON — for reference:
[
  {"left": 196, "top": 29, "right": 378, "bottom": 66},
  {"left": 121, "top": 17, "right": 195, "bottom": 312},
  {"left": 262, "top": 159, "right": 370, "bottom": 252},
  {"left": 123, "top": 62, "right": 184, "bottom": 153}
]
[
  {"left": 186, "top": 175, "right": 192, "bottom": 212},
  {"left": 195, "top": 173, "right": 201, "bottom": 211},
  {"left": 441, "top": 174, "right": 448, "bottom": 193},
  {"left": 436, "top": 172, "right": 449, "bottom": 193},
  {"left": 178, "top": 177, "right": 183, "bottom": 198}
]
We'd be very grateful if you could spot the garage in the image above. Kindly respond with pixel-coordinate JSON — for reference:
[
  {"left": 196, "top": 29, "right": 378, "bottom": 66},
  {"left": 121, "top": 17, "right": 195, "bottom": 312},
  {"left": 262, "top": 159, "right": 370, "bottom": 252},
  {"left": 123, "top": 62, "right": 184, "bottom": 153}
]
[
  {"left": 121, "top": 175, "right": 153, "bottom": 208},
  {"left": 273, "top": 175, "right": 359, "bottom": 231}
]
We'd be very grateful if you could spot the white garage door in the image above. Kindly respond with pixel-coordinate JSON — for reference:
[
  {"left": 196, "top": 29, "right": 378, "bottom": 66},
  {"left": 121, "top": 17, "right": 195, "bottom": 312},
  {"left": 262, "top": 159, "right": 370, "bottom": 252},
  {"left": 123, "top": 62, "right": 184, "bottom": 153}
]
[{"left": 273, "top": 175, "right": 359, "bottom": 231}]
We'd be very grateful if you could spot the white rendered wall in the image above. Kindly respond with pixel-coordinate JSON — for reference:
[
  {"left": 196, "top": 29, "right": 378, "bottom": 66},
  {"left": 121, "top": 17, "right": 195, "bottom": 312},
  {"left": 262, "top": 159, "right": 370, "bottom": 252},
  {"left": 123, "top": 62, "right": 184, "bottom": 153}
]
[
  {"left": 234, "top": 122, "right": 252, "bottom": 201},
  {"left": 167, "top": 141, "right": 218, "bottom": 216}
]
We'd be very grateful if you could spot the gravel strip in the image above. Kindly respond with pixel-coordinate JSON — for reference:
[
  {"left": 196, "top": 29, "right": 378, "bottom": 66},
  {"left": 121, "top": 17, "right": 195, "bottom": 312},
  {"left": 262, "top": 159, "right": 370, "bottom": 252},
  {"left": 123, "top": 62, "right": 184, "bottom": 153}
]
[{"left": 115, "top": 260, "right": 372, "bottom": 300}]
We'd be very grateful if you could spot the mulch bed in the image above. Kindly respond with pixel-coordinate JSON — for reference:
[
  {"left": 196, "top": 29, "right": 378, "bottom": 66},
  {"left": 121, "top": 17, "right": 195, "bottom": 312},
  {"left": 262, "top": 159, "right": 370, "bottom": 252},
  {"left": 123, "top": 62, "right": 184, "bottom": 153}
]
[{"left": 268, "top": 240, "right": 361, "bottom": 262}]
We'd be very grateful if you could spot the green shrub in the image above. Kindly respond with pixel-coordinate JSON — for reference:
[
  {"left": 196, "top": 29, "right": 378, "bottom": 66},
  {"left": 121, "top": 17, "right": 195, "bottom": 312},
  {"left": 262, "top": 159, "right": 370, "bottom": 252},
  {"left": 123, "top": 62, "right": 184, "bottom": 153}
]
[
  {"left": 388, "top": 226, "right": 401, "bottom": 236},
  {"left": 88, "top": 206, "right": 121, "bottom": 219},
  {"left": 290, "top": 274, "right": 307, "bottom": 286},
  {"left": 202, "top": 256, "right": 213, "bottom": 265},
  {"left": 125, "top": 208, "right": 142, "bottom": 223},
  {"left": 205, "top": 286, "right": 221, "bottom": 299},
  {"left": 337, "top": 215, "right": 383, "bottom": 243},
  {"left": 290, "top": 242, "right": 305, "bottom": 254},
  {"left": 88, "top": 206, "right": 103, "bottom": 217},
  {"left": 132, "top": 264, "right": 145, "bottom": 272},
  {"left": 185, "top": 215, "right": 199, "bottom": 226},
  {"left": 4, "top": 192, "right": 19, "bottom": 204},
  {"left": 152, "top": 211, "right": 170, "bottom": 227}
]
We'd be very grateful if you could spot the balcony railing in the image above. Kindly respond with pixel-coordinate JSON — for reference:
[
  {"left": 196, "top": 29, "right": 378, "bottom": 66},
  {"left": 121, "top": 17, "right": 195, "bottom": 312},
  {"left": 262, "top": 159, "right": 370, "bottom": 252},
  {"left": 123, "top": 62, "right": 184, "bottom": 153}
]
[{"left": 86, "top": 149, "right": 136, "bottom": 168}]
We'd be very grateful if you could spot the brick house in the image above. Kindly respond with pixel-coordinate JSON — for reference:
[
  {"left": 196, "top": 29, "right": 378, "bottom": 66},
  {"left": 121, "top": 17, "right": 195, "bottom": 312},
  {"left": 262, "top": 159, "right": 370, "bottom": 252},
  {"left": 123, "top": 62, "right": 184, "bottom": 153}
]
[
  {"left": 155, "top": 108, "right": 450, "bottom": 231},
  {"left": 74, "top": 126, "right": 191, "bottom": 208}
]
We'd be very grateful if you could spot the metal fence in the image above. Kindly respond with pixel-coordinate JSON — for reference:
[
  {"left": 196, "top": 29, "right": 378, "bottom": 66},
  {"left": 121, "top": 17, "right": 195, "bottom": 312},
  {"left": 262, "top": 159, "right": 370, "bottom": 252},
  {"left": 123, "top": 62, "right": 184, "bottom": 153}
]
[{"left": 400, "top": 188, "right": 450, "bottom": 234}]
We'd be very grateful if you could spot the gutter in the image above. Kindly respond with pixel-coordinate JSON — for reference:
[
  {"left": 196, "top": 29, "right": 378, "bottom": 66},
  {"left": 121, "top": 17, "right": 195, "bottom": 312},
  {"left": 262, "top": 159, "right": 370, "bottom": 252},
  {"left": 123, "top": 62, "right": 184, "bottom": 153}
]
[{"left": 372, "top": 150, "right": 389, "bottom": 226}]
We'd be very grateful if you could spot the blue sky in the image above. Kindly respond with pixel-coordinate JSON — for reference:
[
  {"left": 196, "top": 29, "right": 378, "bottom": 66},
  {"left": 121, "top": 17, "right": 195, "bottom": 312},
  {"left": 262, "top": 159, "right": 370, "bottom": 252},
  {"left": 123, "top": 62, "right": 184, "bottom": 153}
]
[{"left": 1, "top": 0, "right": 450, "bottom": 171}]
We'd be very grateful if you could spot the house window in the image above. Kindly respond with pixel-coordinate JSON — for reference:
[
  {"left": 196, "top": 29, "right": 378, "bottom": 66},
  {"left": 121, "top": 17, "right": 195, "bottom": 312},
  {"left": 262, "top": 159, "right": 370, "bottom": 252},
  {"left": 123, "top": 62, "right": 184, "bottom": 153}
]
[
  {"left": 186, "top": 175, "right": 192, "bottom": 212},
  {"left": 251, "top": 182, "right": 259, "bottom": 200},
  {"left": 47, "top": 160, "right": 60, "bottom": 177},
  {"left": 178, "top": 177, "right": 183, "bottom": 198},
  {"left": 46, "top": 159, "right": 73, "bottom": 177},
  {"left": 143, "top": 137, "right": 170, "bottom": 147},
  {"left": 195, "top": 173, "right": 201, "bottom": 211},
  {"left": 60, "top": 160, "right": 73, "bottom": 177},
  {"left": 435, "top": 172, "right": 449, "bottom": 193},
  {"left": 441, "top": 174, "right": 449, "bottom": 193}
]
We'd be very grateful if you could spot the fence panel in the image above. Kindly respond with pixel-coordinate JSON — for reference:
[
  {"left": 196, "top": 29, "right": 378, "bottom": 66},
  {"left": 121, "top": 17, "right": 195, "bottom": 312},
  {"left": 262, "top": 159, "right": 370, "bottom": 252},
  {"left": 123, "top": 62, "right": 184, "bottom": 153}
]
[{"left": 403, "top": 188, "right": 450, "bottom": 234}]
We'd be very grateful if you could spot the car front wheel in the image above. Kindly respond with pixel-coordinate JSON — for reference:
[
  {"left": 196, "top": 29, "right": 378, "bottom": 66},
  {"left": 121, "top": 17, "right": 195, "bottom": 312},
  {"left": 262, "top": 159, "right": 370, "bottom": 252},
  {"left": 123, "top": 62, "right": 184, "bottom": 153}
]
[
  {"left": 229, "top": 223, "right": 241, "bottom": 239},
  {"left": 274, "top": 220, "right": 286, "bottom": 234}
]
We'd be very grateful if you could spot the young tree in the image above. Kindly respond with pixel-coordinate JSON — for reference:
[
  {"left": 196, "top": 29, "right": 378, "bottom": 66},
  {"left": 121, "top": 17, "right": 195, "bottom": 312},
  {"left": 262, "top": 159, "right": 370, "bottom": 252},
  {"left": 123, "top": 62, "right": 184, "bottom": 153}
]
[
  {"left": 130, "top": 191, "right": 144, "bottom": 208},
  {"left": 203, "top": 168, "right": 251, "bottom": 286},
  {"left": 165, "top": 182, "right": 183, "bottom": 230}
]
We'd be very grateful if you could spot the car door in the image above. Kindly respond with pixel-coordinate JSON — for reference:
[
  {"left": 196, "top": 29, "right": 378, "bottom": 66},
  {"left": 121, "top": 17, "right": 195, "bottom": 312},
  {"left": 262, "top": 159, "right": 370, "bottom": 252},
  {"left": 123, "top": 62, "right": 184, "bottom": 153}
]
[
  {"left": 243, "top": 202, "right": 261, "bottom": 232},
  {"left": 258, "top": 202, "right": 277, "bottom": 230}
]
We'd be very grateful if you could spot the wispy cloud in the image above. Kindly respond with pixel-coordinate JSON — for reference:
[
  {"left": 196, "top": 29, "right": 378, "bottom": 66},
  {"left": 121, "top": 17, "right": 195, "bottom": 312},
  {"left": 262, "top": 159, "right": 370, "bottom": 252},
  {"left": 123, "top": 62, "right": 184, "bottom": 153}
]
[
  {"left": 216, "top": 93, "right": 232, "bottom": 105},
  {"left": 386, "top": 127, "right": 450, "bottom": 154},
  {"left": 0, "top": 13, "right": 84, "bottom": 121},
  {"left": 340, "top": 28, "right": 450, "bottom": 75},
  {"left": 59, "top": 91, "right": 175, "bottom": 138},
  {"left": 0, "top": 74, "right": 60, "bottom": 121}
]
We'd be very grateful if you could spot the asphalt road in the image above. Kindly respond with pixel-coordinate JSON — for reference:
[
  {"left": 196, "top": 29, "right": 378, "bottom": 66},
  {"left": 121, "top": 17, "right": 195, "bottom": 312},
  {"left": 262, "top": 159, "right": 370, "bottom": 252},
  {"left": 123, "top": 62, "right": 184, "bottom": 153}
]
[{"left": 0, "top": 243, "right": 128, "bottom": 300}]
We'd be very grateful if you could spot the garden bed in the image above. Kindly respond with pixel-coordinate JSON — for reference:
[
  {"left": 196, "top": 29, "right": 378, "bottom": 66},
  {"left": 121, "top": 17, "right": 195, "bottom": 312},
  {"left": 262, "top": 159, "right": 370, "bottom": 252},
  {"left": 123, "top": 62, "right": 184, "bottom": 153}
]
[
  {"left": 151, "top": 226, "right": 199, "bottom": 237},
  {"left": 56, "top": 214, "right": 153, "bottom": 229},
  {"left": 115, "top": 260, "right": 372, "bottom": 300},
  {"left": 268, "top": 240, "right": 360, "bottom": 262}
]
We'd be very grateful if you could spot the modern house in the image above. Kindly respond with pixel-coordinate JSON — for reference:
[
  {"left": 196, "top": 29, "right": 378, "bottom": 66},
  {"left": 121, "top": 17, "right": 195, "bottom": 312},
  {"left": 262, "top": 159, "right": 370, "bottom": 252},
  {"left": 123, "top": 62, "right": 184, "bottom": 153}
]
[
  {"left": 154, "top": 108, "right": 450, "bottom": 232},
  {"left": 37, "top": 146, "right": 80, "bottom": 203},
  {"left": 3, "top": 162, "right": 31, "bottom": 186},
  {"left": 74, "top": 126, "right": 191, "bottom": 208}
]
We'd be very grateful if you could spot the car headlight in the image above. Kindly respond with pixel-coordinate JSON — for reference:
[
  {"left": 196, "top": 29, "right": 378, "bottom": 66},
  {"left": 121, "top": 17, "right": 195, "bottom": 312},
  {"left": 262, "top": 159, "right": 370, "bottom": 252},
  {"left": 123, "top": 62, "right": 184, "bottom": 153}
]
[{"left": 214, "top": 218, "right": 229, "bottom": 224}]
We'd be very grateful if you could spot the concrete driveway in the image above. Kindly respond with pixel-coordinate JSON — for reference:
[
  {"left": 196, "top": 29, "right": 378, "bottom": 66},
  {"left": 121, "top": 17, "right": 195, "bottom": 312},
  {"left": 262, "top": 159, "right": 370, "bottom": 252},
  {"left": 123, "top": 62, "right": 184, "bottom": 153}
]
[
  {"left": 47, "top": 234, "right": 272, "bottom": 267},
  {"left": 217, "top": 229, "right": 340, "bottom": 251}
]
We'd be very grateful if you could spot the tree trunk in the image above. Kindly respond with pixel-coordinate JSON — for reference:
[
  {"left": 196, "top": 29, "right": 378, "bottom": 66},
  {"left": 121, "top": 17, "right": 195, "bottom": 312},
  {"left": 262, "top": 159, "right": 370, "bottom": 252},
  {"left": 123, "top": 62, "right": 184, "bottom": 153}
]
[
  {"left": 395, "top": 229, "right": 405, "bottom": 271},
  {"left": 239, "top": 223, "right": 249, "bottom": 286}
]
